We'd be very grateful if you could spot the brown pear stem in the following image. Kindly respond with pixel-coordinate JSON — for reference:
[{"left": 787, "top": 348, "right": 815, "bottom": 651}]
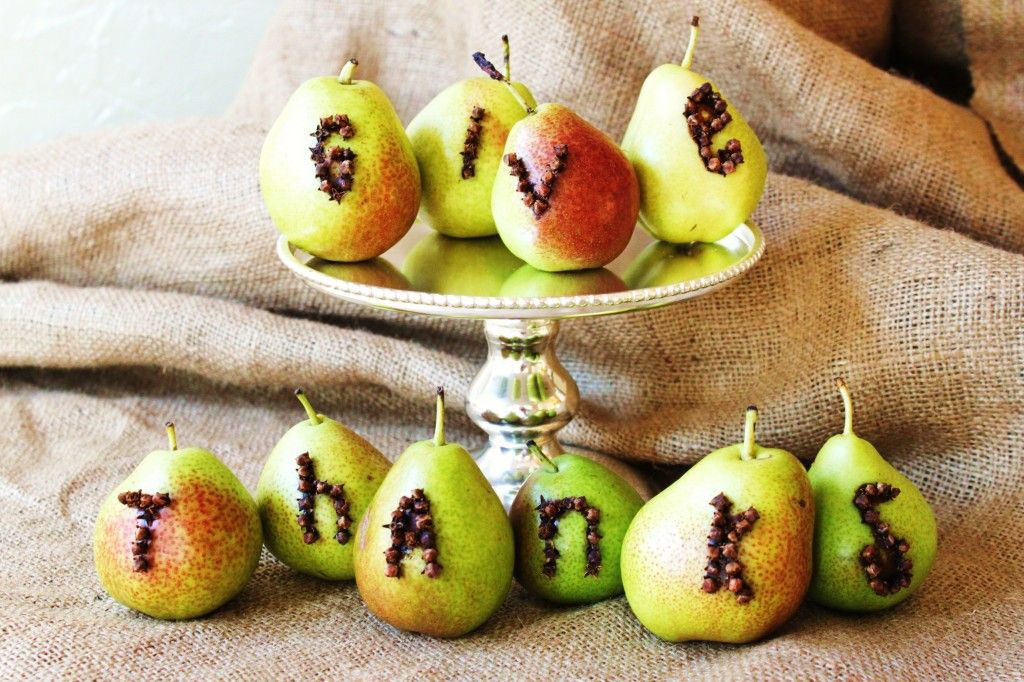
[
  {"left": 473, "top": 51, "right": 534, "bottom": 114},
  {"left": 681, "top": 16, "right": 700, "bottom": 69},
  {"left": 294, "top": 389, "right": 322, "bottom": 425},
  {"left": 165, "top": 421, "right": 178, "bottom": 451},
  {"left": 338, "top": 59, "right": 359, "bottom": 84},
  {"left": 502, "top": 34, "right": 511, "bottom": 81},
  {"left": 526, "top": 439, "right": 558, "bottom": 473},
  {"left": 740, "top": 406, "right": 758, "bottom": 460},
  {"left": 836, "top": 378, "right": 855, "bottom": 435},
  {"left": 434, "top": 387, "right": 446, "bottom": 447}
]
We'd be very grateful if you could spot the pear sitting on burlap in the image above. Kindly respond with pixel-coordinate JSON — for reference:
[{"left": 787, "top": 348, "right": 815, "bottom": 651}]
[
  {"left": 510, "top": 441, "right": 644, "bottom": 604},
  {"left": 808, "top": 379, "right": 937, "bottom": 610},
  {"left": 256, "top": 390, "right": 391, "bottom": 581},
  {"left": 621, "top": 407, "right": 813, "bottom": 643},
  {"left": 259, "top": 59, "right": 421, "bottom": 262},
  {"left": 621, "top": 17, "right": 767, "bottom": 244},
  {"left": 473, "top": 52, "right": 639, "bottom": 272},
  {"left": 354, "top": 388, "right": 513, "bottom": 638},
  {"left": 93, "top": 423, "right": 263, "bottom": 620}
]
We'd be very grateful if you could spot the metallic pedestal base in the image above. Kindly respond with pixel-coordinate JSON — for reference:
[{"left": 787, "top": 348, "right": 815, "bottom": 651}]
[{"left": 466, "top": 319, "right": 579, "bottom": 509}]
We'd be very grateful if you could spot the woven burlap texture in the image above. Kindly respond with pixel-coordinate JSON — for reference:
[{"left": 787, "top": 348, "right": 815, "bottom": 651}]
[{"left": 0, "top": 0, "right": 1021, "bottom": 679}]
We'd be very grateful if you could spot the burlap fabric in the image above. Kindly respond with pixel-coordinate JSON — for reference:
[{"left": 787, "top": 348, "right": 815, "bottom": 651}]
[{"left": 1, "top": 0, "right": 1021, "bottom": 678}]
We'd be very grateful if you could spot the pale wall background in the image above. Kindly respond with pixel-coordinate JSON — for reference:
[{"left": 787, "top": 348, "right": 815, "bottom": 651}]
[{"left": 0, "top": 0, "right": 280, "bottom": 154}]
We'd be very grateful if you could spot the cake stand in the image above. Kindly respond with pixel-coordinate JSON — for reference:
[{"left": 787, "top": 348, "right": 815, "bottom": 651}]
[{"left": 277, "top": 223, "right": 763, "bottom": 508}]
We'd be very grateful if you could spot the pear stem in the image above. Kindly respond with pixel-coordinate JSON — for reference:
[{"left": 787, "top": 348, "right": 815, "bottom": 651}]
[
  {"left": 434, "top": 387, "right": 446, "bottom": 447},
  {"left": 338, "top": 59, "right": 359, "bottom": 84},
  {"left": 502, "top": 34, "right": 511, "bottom": 81},
  {"left": 740, "top": 406, "right": 757, "bottom": 460},
  {"left": 681, "top": 16, "right": 700, "bottom": 69},
  {"left": 836, "top": 377, "right": 855, "bottom": 435},
  {"left": 165, "top": 422, "right": 178, "bottom": 451},
  {"left": 472, "top": 51, "right": 534, "bottom": 115},
  {"left": 526, "top": 439, "right": 558, "bottom": 473},
  {"left": 294, "top": 389, "right": 322, "bottom": 425}
]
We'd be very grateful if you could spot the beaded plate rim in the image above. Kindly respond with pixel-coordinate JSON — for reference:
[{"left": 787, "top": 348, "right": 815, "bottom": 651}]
[{"left": 276, "top": 222, "right": 764, "bottom": 320}]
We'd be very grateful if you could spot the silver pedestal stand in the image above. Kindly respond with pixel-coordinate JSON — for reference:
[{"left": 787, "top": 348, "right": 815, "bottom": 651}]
[{"left": 277, "top": 223, "right": 763, "bottom": 509}]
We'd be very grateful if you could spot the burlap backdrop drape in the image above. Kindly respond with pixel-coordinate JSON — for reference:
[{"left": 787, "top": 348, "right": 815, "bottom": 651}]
[{"left": 1, "top": 1, "right": 1021, "bottom": 679}]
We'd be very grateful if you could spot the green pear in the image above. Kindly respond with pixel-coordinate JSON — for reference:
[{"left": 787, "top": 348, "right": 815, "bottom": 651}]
[
  {"left": 260, "top": 59, "right": 421, "bottom": 262},
  {"left": 310, "top": 257, "right": 411, "bottom": 290},
  {"left": 407, "top": 36, "right": 537, "bottom": 238},
  {"left": 510, "top": 441, "right": 644, "bottom": 604},
  {"left": 499, "top": 265, "right": 626, "bottom": 298},
  {"left": 402, "top": 233, "right": 523, "bottom": 296},
  {"left": 623, "top": 241, "right": 742, "bottom": 288},
  {"left": 808, "top": 379, "right": 938, "bottom": 610},
  {"left": 256, "top": 390, "right": 391, "bottom": 580},
  {"left": 621, "top": 17, "right": 767, "bottom": 244},
  {"left": 621, "top": 408, "right": 813, "bottom": 643},
  {"left": 354, "top": 389, "right": 513, "bottom": 637},
  {"left": 93, "top": 423, "right": 262, "bottom": 620},
  {"left": 473, "top": 52, "right": 639, "bottom": 272}
]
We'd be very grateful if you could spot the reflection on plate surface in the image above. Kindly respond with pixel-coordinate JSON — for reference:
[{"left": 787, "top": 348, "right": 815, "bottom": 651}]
[
  {"left": 309, "top": 257, "right": 411, "bottom": 290},
  {"left": 401, "top": 233, "right": 523, "bottom": 296},
  {"left": 500, "top": 265, "right": 626, "bottom": 297},
  {"left": 307, "top": 222, "right": 759, "bottom": 296},
  {"left": 623, "top": 241, "right": 746, "bottom": 289}
]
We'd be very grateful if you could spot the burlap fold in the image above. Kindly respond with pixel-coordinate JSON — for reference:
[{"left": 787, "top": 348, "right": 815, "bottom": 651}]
[{"left": 1, "top": 0, "right": 1021, "bottom": 678}]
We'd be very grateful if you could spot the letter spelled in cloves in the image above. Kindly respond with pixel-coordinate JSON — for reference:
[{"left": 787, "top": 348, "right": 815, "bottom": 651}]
[
  {"left": 310, "top": 114, "right": 357, "bottom": 202},
  {"left": 118, "top": 489, "right": 172, "bottom": 572},
  {"left": 504, "top": 144, "right": 568, "bottom": 218},
  {"left": 534, "top": 494, "right": 603, "bottom": 578},
  {"left": 294, "top": 452, "right": 353, "bottom": 545},
  {"left": 460, "top": 105, "right": 486, "bottom": 179},
  {"left": 383, "top": 488, "right": 441, "bottom": 579},
  {"left": 683, "top": 83, "right": 744, "bottom": 176},
  {"left": 701, "top": 492, "right": 757, "bottom": 603},
  {"left": 853, "top": 482, "right": 912, "bottom": 596}
]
